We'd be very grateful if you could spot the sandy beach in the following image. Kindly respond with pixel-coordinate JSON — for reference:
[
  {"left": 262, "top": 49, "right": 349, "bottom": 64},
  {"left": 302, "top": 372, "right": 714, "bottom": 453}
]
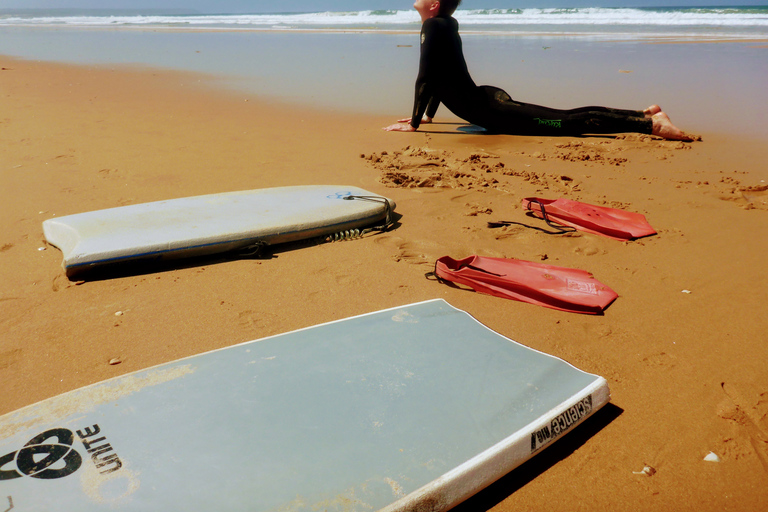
[{"left": 1, "top": 51, "right": 767, "bottom": 511}]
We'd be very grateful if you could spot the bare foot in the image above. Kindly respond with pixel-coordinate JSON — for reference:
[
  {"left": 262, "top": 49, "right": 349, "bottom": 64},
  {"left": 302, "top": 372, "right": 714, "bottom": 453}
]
[
  {"left": 643, "top": 104, "right": 662, "bottom": 118},
  {"left": 651, "top": 112, "right": 699, "bottom": 141}
]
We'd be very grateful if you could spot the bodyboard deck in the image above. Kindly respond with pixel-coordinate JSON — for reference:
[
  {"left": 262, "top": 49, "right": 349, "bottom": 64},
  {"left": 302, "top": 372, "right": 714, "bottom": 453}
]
[
  {"left": 42, "top": 185, "right": 395, "bottom": 276},
  {"left": 0, "top": 300, "right": 609, "bottom": 511}
]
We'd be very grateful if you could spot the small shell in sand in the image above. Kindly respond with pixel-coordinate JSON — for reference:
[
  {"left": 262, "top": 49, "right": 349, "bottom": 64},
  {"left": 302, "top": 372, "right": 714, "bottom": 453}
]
[{"left": 632, "top": 465, "right": 657, "bottom": 476}]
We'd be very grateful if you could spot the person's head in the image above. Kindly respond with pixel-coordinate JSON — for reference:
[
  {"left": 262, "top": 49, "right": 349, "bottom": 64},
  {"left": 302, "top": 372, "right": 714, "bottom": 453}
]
[{"left": 414, "top": 0, "right": 461, "bottom": 22}]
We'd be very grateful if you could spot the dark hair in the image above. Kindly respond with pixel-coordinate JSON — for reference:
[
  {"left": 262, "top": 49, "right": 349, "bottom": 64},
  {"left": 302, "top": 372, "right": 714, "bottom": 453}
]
[{"left": 438, "top": 0, "right": 462, "bottom": 16}]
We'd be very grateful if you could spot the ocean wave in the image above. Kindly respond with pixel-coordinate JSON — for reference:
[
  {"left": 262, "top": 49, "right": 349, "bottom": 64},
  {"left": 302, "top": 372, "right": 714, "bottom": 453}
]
[
  {"left": 1, "top": 7, "right": 767, "bottom": 28},
  {"left": 0, "top": 11, "right": 419, "bottom": 27},
  {"left": 458, "top": 7, "right": 768, "bottom": 26}
]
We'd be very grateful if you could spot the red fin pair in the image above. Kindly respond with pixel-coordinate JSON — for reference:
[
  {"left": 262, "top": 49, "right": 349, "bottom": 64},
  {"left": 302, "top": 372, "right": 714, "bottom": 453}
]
[
  {"left": 522, "top": 197, "right": 656, "bottom": 240},
  {"left": 434, "top": 255, "right": 618, "bottom": 314}
]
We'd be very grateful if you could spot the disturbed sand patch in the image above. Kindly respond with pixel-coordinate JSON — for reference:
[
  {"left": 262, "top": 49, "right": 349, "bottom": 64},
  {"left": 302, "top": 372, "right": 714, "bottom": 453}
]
[
  {"left": 362, "top": 145, "right": 582, "bottom": 196},
  {"left": 719, "top": 183, "right": 768, "bottom": 210}
]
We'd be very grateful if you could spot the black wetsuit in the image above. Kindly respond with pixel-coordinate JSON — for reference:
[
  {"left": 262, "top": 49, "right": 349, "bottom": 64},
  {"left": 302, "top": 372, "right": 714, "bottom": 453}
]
[{"left": 410, "top": 15, "right": 652, "bottom": 136}]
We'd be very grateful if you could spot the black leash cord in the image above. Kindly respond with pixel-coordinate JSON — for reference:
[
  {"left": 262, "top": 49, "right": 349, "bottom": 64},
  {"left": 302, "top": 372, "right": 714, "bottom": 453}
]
[{"left": 343, "top": 195, "right": 394, "bottom": 233}]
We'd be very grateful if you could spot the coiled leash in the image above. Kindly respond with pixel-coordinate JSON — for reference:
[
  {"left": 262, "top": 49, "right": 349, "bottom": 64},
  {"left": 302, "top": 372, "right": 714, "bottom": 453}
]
[
  {"left": 326, "top": 195, "right": 394, "bottom": 242},
  {"left": 239, "top": 195, "right": 394, "bottom": 256}
]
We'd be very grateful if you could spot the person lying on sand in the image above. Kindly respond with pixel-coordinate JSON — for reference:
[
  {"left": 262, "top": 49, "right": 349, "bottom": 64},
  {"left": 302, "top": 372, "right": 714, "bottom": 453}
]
[{"left": 385, "top": 0, "right": 698, "bottom": 141}]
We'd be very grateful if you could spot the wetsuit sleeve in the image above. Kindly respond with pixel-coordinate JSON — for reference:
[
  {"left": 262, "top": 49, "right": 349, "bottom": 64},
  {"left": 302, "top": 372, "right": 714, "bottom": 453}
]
[
  {"left": 426, "top": 95, "right": 440, "bottom": 119},
  {"left": 411, "top": 84, "right": 432, "bottom": 129},
  {"left": 411, "top": 90, "right": 440, "bottom": 127},
  {"left": 410, "top": 19, "right": 441, "bottom": 129}
]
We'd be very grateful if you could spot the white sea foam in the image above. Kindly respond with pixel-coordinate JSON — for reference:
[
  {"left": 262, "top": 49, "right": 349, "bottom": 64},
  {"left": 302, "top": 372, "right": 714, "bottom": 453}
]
[
  {"left": 0, "top": 11, "right": 418, "bottom": 28},
  {"left": 459, "top": 7, "right": 768, "bottom": 26},
  {"left": 1, "top": 8, "right": 767, "bottom": 29}
]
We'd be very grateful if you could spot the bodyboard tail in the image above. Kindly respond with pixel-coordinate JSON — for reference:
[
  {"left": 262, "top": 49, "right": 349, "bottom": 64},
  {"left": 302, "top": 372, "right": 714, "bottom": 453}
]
[{"left": 434, "top": 255, "right": 618, "bottom": 314}]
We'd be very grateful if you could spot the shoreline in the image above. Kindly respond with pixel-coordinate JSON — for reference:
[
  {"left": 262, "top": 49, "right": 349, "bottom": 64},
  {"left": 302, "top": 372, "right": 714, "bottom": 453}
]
[
  {"left": 3, "top": 22, "right": 768, "bottom": 41},
  {"left": 1, "top": 56, "right": 767, "bottom": 510}
]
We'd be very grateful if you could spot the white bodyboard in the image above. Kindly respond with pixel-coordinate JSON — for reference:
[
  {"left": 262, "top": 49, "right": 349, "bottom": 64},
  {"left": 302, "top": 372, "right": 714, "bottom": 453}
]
[
  {"left": 42, "top": 185, "right": 395, "bottom": 275},
  {"left": 0, "top": 300, "right": 609, "bottom": 511}
]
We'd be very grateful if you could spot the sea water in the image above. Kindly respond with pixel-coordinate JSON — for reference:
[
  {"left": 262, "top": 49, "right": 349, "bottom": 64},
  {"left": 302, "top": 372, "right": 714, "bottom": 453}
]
[
  {"left": 1, "top": 6, "right": 766, "bottom": 136},
  {"left": 2, "top": 7, "right": 768, "bottom": 37}
]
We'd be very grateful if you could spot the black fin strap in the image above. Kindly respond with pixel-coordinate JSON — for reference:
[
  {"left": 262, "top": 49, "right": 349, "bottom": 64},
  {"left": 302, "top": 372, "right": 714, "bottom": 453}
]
[
  {"left": 524, "top": 199, "right": 575, "bottom": 233},
  {"left": 425, "top": 260, "right": 446, "bottom": 283}
]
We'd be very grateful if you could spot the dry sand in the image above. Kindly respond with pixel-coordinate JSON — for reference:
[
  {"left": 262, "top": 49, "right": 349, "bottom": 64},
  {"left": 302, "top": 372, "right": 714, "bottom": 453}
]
[{"left": 1, "top": 56, "right": 767, "bottom": 510}]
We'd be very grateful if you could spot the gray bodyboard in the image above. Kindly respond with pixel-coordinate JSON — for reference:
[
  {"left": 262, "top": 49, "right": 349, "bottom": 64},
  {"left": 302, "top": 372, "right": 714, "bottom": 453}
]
[{"left": 0, "top": 299, "right": 609, "bottom": 511}]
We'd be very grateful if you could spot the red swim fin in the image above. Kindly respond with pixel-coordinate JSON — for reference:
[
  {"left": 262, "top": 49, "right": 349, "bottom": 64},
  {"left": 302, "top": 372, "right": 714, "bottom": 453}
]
[
  {"left": 522, "top": 197, "right": 656, "bottom": 240},
  {"left": 434, "top": 255, "right": 618, "bottom": 314}
]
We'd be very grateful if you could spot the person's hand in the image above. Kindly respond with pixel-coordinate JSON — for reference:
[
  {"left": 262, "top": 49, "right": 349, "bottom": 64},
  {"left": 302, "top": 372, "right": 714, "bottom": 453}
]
[
  {"left": 383, "top": 123, "right": 417, "bottom": 132},
  {"left": 397, "top": 116, "right": 432, "bottom": 124}
]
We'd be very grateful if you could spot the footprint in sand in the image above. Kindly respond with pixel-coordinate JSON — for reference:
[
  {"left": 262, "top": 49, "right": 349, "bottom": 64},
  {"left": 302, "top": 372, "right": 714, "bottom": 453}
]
[
  {"left": 489, "top": 223, "right": 526, "bottom": 240},
  {"left": 641, "top": 352, "right": 676, "bottom": 369},
  {"left": 334, "top": 273, "right": 355, "bottom": 286},
  {"left": 464, "top": 202, "right": 493, "bottom": 217},
  {"left": 238, "top": 310, "right": 278, "bottom": 332},
  {"left": 53, "top": 153, "right": 77, "bottom": 163},
  {"left": 374, "top": 235, "right": 438, "bottom": 265},
  {"left": 717, "top": 383, "right": 768, "bottom": 473},
  {"left": 741, "top": 187, "right": 768, "bottom": 206},
  {"left": 721, "top": 185, "right": 768, "bottom": 210},
  {"left": 573, "top": 242, "right": 604, "bottom": 257},
  {"left": 98, "top": 168, "right": 120, "bottom": 179},
  {"left": 0, "top": 348, "right": 23, "bottom": 371}
]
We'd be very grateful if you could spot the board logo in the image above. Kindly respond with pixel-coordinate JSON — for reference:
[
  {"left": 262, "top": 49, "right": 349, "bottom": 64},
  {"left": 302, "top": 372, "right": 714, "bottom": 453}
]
[
  {"left": 0, "top": 424, "right": 122, "bottom": 482},
  {"left": 0, "top": 428, "right": 82, "bottom": 480},
  {"left": 327, "top": 192, "right": 353, "bottom": 199},
  {"left": 530, "top": 395, "right": 593, "bottom": 453},
  {"left": 566, "top": 279, "right": 598, "bottom": 295}
]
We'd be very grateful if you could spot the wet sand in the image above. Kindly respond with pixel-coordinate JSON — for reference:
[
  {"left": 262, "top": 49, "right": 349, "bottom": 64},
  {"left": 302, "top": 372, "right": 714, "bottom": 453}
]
[
  {"left": 1, "top": 27, "right": 766, "bottom": 138},
  {"left": 1, "top": 55, "right": 767, "bottom": 510}
]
